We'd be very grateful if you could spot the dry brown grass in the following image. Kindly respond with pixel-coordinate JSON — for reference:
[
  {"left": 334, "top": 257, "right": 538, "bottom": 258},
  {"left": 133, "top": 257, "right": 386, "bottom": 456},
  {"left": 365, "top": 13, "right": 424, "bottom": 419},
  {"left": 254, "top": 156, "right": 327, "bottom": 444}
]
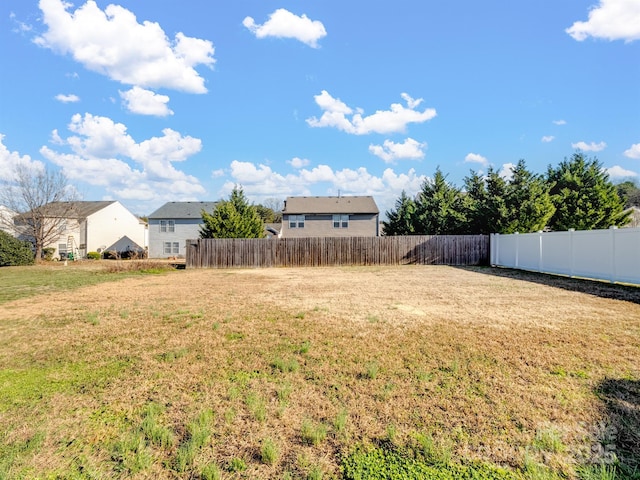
[{"left": 0, "top": 265, "right": 639, "bottom": 478}]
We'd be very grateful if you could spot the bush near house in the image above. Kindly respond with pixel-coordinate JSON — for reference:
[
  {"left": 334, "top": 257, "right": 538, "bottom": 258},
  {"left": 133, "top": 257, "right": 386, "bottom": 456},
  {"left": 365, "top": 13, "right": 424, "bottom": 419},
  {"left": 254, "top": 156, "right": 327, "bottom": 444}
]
[{"left": 0, "top": 230, "right": 34, "bottom": 266}]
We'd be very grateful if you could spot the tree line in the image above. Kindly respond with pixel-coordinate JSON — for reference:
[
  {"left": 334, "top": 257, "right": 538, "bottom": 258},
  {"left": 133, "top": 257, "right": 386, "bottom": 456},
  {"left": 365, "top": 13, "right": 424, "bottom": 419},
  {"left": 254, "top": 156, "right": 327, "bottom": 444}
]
[{"left": 383, "top": 153, "right": 633, "bottom": 236}]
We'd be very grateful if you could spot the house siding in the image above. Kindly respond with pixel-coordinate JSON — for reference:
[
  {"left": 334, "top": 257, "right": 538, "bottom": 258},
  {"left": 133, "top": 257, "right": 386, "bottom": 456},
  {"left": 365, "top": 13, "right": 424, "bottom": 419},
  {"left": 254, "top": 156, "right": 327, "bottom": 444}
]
[
  {"left": 281, "top": 213, "right": 379, "bottom": 238},
  {"left": 148, "top": 218, "right": 202, "bottom": 258},
  {"left": 43, "top": 201, "right": 146, "bottom": 259}
]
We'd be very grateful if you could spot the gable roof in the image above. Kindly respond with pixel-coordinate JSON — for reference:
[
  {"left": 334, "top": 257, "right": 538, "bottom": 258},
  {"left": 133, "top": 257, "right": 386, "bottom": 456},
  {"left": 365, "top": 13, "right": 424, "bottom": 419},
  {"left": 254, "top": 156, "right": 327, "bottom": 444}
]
[
  {"left": 283, "top": 196, "right": 379, "bottom": 215},
  {"left": 17, "top": 201, "right": 117, "bottom": 219},
  {"left": 148, "top": 201, "right": 219, "bottom": 219}
]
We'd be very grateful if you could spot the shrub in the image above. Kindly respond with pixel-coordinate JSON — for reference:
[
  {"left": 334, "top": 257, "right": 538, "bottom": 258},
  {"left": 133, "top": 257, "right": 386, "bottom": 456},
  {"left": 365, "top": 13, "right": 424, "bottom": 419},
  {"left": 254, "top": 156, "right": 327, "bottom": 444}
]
[
  {"left": 86, "top": 251, "right": 101, "bottom": 260},
  {"left": 0, "top": 230, "right": 34, "bottom": 266},
  {"left": 42, "top": 247, "right": 55, "bottom": 261}
]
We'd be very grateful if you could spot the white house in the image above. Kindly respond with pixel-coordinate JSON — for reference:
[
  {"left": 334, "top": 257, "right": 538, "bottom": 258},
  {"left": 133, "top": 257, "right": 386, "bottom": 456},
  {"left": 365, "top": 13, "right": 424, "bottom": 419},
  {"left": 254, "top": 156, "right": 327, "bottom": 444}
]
[
  {"left": 18, "top": 201, "right": 147, "bottom": 259},
  {"left": 0, "top": 205, "right": 17, "bottom": 236}
]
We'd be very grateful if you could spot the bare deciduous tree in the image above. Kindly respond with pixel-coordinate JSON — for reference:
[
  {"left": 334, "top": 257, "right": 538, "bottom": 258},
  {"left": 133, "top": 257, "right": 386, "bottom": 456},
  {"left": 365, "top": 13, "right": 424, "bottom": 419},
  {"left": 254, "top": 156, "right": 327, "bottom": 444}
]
[{"left": 0, "top": 164, "right": 77, "bottom": 260}]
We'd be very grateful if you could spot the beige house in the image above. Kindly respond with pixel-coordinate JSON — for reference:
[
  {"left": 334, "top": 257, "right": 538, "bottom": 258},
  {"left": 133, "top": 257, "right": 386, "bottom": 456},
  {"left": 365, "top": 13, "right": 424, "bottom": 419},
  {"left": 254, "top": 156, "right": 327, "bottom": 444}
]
[{"left": 280, "top": 196, "right": 379, "bottom": 238}]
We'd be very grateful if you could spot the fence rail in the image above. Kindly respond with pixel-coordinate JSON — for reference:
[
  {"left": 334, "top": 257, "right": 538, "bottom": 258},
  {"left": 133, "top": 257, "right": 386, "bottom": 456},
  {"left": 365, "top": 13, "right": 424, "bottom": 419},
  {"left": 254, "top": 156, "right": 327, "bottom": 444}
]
[
  {"left": 186, "top": 235, "right": 489, "bottom": 269},
  {"left": 490, "top": 227, "right": 640, "bottom": 285}
]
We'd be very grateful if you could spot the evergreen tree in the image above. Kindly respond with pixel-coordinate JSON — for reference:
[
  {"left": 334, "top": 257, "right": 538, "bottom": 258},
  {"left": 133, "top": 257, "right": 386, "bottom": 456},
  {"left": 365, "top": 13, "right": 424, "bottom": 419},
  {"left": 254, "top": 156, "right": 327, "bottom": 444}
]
[
  {"left": 547, "top": 153, "right": 630, "bottom": 230},
  {"left": 414, "top": 168, "right": 467, "bottom": 234},
  {"left": 382, "top": 190, "right": 417, "bottom": 235},
  {"left": 616, "top": 180, "right": 640, "bottom": 208},
  {"left": 464, "top": 160, "right": 554, "bottom": 233},
  {"left": 200, "top": 186, "right": 265, "bottom": 238}
]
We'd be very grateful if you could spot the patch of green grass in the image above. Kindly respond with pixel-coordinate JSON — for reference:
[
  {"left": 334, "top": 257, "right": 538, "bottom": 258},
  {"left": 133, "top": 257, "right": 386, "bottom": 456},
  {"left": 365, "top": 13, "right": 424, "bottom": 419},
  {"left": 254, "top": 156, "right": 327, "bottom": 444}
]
[
  {"left": 140, "top": 403, "right": 174, "bottom": 449},
  {"left": 364, "top": 361, "right": 380, "bottom": 380},
  {"left": 245, "top": 392, "right": 267, "bottom": 422},
  {"left": 301, "top": 419, "right": 328, "bottom": 446},
  {"left": 0, "top": 360, "right": 130, "bottom": 410},
  {"left": 155, "top": 348, "right": 188, "bottom": 363},
  {"left": 225, "top": 332, "right": 245, "bottom": 341},
  {"left": 112, "top": 432, "right": 153, "bottom": 475},
  {"left": 200, "top": 462, "right": 222, "bottom": 480},
  {"left": 533, "top": 426, "right": 566, "bottom": 454},
  {"left": 0, "top": 430, "right": 45, "bottom": 477},
  {"left": 261, "top": 437, "right": 280, "bottom": 465},
  {"left": 228, "top": 457, "right": 247, "bottom": 472},
  {"left": 334, "top": 408, "right": 348, "bottom": 437},
  {"left": 0, "top": 264, "right": 176, "bottom": 305},
  {"left": 295, "top": 340, "right": 311, "bottom": 354},
  {"left": 174, "top": 409, "right": 214, "bottom": 472},
  {"left": 276, "top": 382, "right": 293, "bottom": 405},
  {"left": 271, "top": 357, "right": 300, "bottom": 373},
  {"left": 342, "top": 443, "right": 519, "bottom": 480}
]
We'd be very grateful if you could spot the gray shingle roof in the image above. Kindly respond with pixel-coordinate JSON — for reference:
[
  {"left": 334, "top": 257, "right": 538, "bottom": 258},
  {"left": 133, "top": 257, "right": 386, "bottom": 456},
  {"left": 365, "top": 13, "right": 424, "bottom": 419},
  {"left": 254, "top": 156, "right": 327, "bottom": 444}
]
[
  {"left": 282, "top": 196, "right": 379, "bottom": 214},
  {"left": 36, "top": 201, "right": 116, "bottom": 219},
  {"left": 148, "top": 201, "right": 219, "bottom": 219}
]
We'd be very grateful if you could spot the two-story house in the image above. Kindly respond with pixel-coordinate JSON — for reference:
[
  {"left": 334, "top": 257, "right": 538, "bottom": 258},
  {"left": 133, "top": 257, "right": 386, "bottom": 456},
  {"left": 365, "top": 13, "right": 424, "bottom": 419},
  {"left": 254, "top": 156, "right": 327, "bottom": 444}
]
[
  {"left": 280, "top": 196, "right": 379, "bottom": 238},
  {"left": 147, "top": 202, "right": 218, "bottom": 258},
  {"left": 16, "top": 201, "right": 147, "bottom": 259}
]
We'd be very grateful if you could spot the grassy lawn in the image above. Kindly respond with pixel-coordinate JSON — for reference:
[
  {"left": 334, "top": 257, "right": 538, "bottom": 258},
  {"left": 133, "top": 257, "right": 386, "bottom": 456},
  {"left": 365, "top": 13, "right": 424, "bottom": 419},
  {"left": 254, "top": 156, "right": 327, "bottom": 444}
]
[{"left": 0, "top": 265, "right": 638, "bottom": 479}]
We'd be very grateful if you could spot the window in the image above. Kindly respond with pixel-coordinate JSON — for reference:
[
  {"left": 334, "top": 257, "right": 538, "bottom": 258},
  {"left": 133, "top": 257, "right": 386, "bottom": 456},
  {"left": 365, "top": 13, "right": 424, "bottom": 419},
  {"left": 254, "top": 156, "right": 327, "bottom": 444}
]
[
  {"left": 289, "top": 215, "right": 305, "bottom": 229},
  {"left": 164, "top": 242, "right": 180, "bottom": 254},
  {"left": 333, "top": 214, "right": 349, "bottom": 228},
  {"left": 160, "top": 220, "right": 175, "bottom": 232}
]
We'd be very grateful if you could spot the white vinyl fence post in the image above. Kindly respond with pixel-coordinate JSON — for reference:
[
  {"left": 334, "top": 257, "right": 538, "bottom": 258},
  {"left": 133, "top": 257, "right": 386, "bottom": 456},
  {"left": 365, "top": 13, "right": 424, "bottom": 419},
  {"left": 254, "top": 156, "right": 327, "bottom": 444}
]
[
  {"left": 610, "top": 226, "right": 618, "bottom": 283},
  {"left": 569, "top": 229, "right": 575, "bottom": 278}
]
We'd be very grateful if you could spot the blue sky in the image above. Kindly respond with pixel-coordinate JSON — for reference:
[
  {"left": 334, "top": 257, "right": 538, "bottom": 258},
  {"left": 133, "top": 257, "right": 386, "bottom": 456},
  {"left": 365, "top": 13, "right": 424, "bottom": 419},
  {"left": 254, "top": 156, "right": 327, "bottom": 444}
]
[{"left": 1, "top": 0, "right": 639, "bottom": 216}]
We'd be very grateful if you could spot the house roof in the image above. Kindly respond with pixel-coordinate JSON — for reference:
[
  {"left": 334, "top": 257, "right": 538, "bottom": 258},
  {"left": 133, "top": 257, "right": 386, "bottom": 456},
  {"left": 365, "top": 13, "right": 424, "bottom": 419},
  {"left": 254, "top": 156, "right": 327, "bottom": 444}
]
[
  {"left": 148, "top": 201, "right": 219, "bottom": 219},
  {"left": 18, "top": 201, "right": 117, "bottom": 219},
  {"left": 282, "top": 196, "right": 379, "bottom": 215}
]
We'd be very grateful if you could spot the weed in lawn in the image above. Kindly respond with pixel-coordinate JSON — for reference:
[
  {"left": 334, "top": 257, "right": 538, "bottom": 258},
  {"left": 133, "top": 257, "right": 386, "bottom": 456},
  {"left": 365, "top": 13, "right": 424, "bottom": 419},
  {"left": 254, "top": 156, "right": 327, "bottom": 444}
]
[
  {"left": 364, "top": 361, "right": 379, "bottom": 380},
  {"left": 367, "top": 315, "right": 380, "bottom": 323},
  {"left": 119, "top": 309, "right": 129, "bottom": 319},
  {"left": 155, "top": 348, "right": 187, "bottom": 363},
  {"left": 533, "top": 426, "right": 566, "bottom": 454},
  {"left": 334, "top": 408, "right": 348, "bottom": 437},
  {"left": 307, "top": 465, "right": 324, "bottom": 480},
  {"left": 245, "top": 392, "right": 267, "bottom": 422},
  {"left": 86, "top": 311, "right": 100, "bottom": 325},
  {"left": 224, "top": 407, "right": 236, "bottom": 424},
  {"left": 228, "top": 457, "right": 247, "bottom": 472},
  {"left": 140, "top": 403, "right": 174, "bottom": 449},
  {"left": 412, "top": 431, "right": 453, "bottom": 465},
  {"left": 112, "top": 432, "right": 153, "bottom": 475},
  {"left": 200, "top": 462, "right": 222, "bottom": 480},
  {"left": 301, "top": 419, "right": 328, "bottom": 446},
  {"left": 261, "top": 437, "right": 280, "bottom": 465},
  {"left": 271, "top": 357, "right": 300, "bottom": 373},
  {"left": 225, "top": 332, "right": 245, "bottom": 341},
  {"left": 295, "top": 312, "right": 305, "bottom": 319},
  {"left": 212, "top": 322, "right": 220, "bottom": 330},
  {"left": 174, "top": 409, "right": 214, "bottom": 472},
  {"left": 296, "top": 340, "right": 311, "bottom": 355},
  {"left": 276, "top": 382, "right": 293, "bottom": 405}
]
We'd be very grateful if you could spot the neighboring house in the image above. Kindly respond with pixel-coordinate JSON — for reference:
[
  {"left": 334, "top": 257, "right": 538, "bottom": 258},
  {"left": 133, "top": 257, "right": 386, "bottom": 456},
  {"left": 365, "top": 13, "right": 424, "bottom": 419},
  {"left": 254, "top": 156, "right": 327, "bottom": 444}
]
[
  {"left": 280, "top": 196, "right": 380, "bottom": 238},
  {"left": 148, "top": 202, "right": 218, "bottom": 258},
  {"left": 625, "top": 206, "right": 640, "bottom": 228},
  {"left": 0, "top": 205, "right": 17, "bottom": 236},
  {"left": 17, "top": 201, "right": 147, "bottom": 259}
]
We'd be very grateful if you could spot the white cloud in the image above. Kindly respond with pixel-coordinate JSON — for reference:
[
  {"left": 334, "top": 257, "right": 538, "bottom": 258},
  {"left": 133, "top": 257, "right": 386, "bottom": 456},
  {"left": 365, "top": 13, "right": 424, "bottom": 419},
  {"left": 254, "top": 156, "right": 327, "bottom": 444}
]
[
  {"left": 624, "top": 143, "right": 640, "bottom": 159},
  {"left": 571, "top": 141, "right": 607, "bottom": 152},
  {"left": 243, "top": 8, "right": 327, "bottom": 48},
  {"left": 288, "top": 157, "right": 310, "bottom": 168},
  {"left": 55, "top": 93, "right": 80, "bottom": 103},
  {"left": 499, "top": 163, "right": 516, "bottom": 181},
  {"left": 39, "top": 113, "right": 205, "bottom": 203},
  {"left": 553, "top": 119, "right": 567, "bottom": 125},
  {"left": 606, "top": 165, "right": 638, "bottom": 179},
  {"left": 119, "top": 87, "right": 173, "bottom": 117},
  {"left": 35, "top": 0, "right": 215, "bottom": 93},
  {"left": 307, "top": 91, "right": 437, "bottom": 135},
  {"left": 464, "top": 152, "right": 489, "bottom": 167},
  {"left": 567, "top": 0, "right": 640, "bottom": 42},
  {"left": 541, "top": 136, "right": 555, "bottom": 143},
  {"left": 369, "top": 138, "right": 426, "bottom": 163},
  {"left": 0, "top": 135, "right": 45, "bottom": 181},
  {"left": 221, "top": 160, "right": 426, "bottom": 216}
]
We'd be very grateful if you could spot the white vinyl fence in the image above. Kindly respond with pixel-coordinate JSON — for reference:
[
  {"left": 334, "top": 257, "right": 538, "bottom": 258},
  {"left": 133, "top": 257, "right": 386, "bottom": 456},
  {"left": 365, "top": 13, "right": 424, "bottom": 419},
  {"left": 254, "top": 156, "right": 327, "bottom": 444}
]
[{"left": 490, "top": 227, "right": 640, "bottom": 285}]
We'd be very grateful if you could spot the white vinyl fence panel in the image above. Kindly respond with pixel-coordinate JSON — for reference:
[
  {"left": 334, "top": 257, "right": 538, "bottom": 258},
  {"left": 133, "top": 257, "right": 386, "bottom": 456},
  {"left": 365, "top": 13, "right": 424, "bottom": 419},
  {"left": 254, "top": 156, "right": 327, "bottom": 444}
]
[{"left": 490, "top": 227, "right": 640, "bottom": 285}]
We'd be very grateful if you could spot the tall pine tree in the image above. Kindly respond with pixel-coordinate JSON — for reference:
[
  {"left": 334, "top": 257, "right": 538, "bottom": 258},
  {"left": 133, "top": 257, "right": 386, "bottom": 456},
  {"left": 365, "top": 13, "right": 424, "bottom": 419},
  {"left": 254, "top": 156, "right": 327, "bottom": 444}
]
[{"left": 547, "top": 153, "right": 630, "bottom": 231}]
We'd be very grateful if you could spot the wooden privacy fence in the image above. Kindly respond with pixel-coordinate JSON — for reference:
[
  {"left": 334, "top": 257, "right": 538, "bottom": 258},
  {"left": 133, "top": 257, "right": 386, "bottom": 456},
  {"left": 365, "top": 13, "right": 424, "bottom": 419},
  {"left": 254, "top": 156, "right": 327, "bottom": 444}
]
[{"left": 186, "top": 235, "right": 489, "bottom": 268}]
